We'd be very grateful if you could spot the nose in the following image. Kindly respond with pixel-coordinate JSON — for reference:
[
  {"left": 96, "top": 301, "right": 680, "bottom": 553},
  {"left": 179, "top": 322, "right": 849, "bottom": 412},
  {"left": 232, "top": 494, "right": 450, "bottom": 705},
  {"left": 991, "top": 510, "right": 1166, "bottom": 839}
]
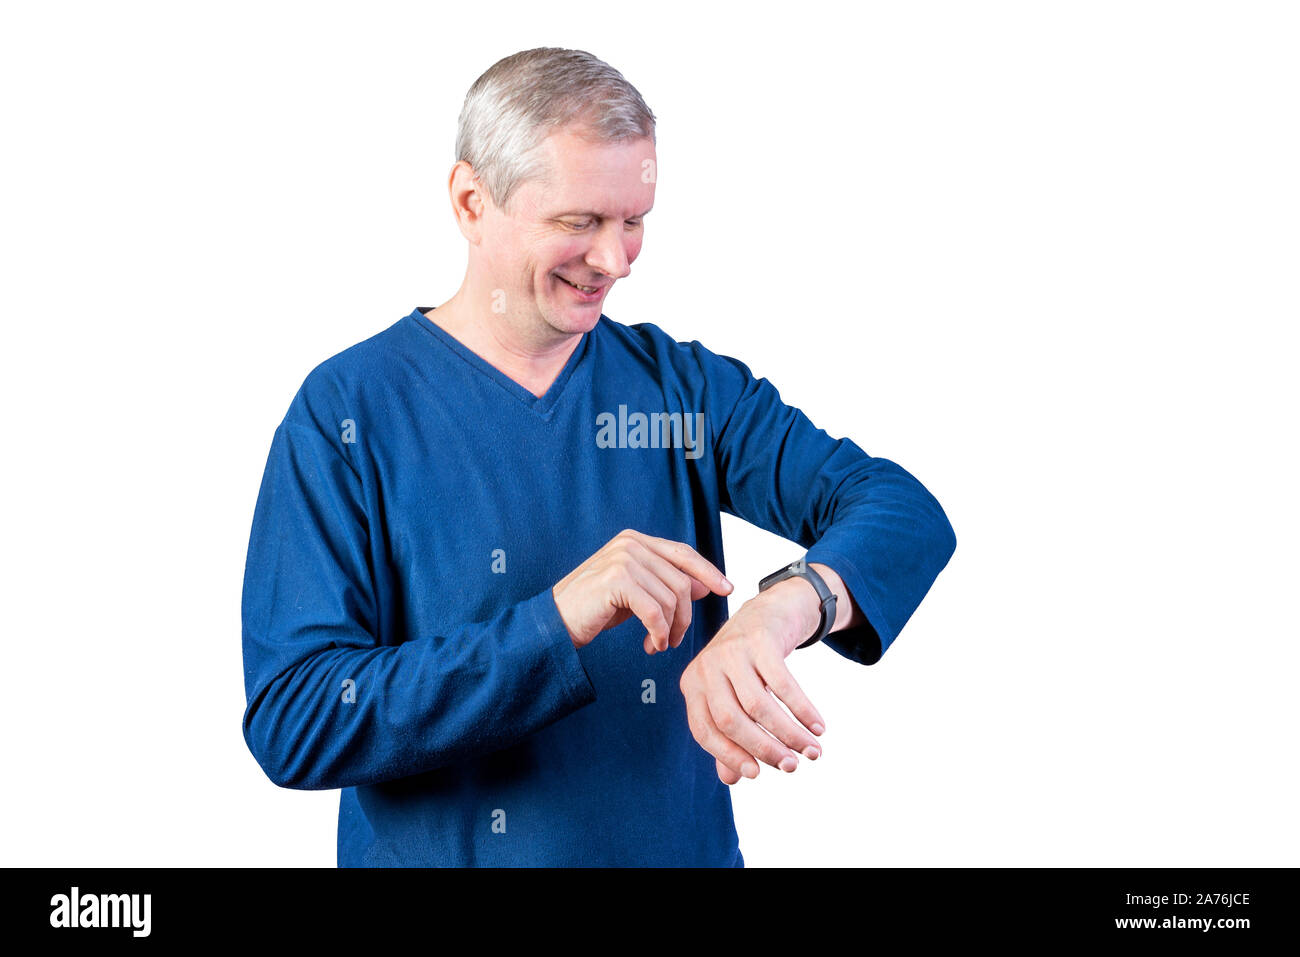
[{"left": 585, "top": 223, "right": 631, "bottom": 281}]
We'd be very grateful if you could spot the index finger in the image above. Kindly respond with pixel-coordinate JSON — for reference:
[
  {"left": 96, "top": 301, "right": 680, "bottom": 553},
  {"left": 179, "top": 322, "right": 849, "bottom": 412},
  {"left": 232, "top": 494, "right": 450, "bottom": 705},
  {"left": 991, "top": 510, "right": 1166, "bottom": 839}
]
[{"left": 629, "top": 531, "right": 733, "bottom": 598}]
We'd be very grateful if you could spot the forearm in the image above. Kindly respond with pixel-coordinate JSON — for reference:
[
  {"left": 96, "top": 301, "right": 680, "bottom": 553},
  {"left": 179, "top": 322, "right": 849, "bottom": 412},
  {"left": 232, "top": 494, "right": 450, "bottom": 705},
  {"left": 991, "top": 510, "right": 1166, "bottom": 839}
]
[
  {"left": 242, "top": 588, "right": 596, "bottom": 790},
  {"left": 702, "top": 340, "right": 954, "bottom": 661}
]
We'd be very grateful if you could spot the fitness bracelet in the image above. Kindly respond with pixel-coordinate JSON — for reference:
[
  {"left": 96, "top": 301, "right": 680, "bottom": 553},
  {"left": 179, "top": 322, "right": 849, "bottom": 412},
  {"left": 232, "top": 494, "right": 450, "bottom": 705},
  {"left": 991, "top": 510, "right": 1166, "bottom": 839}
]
[{"left": 757, "top": 558, "right": 836, "bottom": 650}]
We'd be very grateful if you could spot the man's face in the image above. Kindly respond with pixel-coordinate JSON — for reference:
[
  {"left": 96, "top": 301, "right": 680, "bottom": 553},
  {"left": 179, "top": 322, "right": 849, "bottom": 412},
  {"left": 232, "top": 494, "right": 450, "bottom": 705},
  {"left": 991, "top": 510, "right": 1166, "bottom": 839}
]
[{"left": 475, "top": 126, "right": 656, "bottom": 338}]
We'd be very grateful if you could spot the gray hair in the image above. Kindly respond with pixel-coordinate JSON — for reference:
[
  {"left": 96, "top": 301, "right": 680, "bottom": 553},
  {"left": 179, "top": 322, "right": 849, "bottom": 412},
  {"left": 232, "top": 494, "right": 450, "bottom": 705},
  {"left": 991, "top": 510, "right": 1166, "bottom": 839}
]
[{"left": 455, "top": 48, "right": 657, "bottom": 212}]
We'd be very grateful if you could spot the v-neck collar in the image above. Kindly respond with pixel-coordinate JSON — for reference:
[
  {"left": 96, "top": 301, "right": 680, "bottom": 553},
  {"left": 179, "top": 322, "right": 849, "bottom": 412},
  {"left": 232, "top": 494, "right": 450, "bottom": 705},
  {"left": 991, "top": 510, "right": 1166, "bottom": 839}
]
[{"left": 405, "top": 306, "right": 594, "bottom": 417}]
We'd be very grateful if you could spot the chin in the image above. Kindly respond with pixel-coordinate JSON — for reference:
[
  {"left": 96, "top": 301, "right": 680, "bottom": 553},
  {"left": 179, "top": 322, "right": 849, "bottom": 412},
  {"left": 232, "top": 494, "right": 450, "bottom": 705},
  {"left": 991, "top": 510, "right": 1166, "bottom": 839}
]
[{"left": 543, "top": 300, "right": 604, "bottom": 334}]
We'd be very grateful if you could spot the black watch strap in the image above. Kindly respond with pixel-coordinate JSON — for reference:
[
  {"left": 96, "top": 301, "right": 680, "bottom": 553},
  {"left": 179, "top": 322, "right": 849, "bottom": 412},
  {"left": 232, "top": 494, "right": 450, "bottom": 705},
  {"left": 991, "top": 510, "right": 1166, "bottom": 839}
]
[{"left": 758, "top": 558, "right": 836, "bottom": 649}]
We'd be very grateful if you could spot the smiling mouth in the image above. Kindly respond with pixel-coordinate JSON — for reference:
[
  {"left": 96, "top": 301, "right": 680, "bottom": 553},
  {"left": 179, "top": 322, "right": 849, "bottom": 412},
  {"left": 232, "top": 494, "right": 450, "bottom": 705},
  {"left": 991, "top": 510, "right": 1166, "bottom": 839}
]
[{"left": 558, "top": 275, "right": 601, "bottom": 294}]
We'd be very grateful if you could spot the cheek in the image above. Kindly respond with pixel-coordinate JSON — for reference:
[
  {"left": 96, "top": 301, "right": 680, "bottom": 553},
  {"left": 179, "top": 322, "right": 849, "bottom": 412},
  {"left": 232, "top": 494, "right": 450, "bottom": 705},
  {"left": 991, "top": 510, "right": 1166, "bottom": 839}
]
[
  {"left": 534, "top": 238, "right": 586, "bottom": 277},
  {"left": 625, "top": 234, "right": 645, "bottom": 263}
]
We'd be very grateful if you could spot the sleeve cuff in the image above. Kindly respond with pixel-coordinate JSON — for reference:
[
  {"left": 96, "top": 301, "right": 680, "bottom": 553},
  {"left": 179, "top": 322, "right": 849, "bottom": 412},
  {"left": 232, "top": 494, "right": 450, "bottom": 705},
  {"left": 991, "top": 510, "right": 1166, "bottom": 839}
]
[{"left": 804, "top": 548, "right": 889, "bottom": 665}]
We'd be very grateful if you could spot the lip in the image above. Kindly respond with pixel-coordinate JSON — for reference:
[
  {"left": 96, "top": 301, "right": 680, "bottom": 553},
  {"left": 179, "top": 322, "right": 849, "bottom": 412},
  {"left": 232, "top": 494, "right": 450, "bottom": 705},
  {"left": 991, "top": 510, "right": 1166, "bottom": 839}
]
[{"left": 555, "top": 273, "right": 608, "bottom": 303}]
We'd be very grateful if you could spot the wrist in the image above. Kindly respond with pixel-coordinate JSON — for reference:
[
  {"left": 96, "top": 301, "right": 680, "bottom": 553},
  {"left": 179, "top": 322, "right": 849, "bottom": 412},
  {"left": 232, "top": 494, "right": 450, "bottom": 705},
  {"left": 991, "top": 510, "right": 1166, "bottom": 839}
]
[
  {"left": 754, "top": 577, "right": 823, "bottom": 655},
  {"left": 551, "top": 584, "right": 583, "bottom": 650}
]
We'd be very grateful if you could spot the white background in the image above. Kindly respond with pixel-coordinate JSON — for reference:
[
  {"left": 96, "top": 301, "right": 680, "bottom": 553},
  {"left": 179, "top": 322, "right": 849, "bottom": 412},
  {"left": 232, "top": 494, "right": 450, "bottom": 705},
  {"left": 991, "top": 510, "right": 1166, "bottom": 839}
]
[{"left": 2, "top": 1, "right": 1295, "bottom": 867}]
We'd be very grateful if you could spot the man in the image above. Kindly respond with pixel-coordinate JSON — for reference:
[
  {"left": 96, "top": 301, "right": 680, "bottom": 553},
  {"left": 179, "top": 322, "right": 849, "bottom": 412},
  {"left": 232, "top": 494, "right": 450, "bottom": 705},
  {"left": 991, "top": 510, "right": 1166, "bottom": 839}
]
[{"left": 241, "top": 47, "right": 956, "bottom": 867}]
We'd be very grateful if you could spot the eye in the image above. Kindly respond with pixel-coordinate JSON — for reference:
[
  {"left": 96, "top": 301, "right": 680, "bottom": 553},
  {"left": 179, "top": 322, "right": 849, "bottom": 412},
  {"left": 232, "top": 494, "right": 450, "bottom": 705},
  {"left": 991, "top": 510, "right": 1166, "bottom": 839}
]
[
  {"left": 562, "top": 219, "right": 593, "bottom": 230},
  {"left": 625, "top": 219, "right": 643, "bottom": 230}
]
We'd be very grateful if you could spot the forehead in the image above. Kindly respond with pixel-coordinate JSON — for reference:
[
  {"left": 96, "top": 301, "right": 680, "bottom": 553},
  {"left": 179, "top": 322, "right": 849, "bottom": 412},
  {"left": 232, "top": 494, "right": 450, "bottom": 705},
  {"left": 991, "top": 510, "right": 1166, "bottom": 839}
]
[{"left": 524, "top": 126, "right": 656, "bottom": 216}]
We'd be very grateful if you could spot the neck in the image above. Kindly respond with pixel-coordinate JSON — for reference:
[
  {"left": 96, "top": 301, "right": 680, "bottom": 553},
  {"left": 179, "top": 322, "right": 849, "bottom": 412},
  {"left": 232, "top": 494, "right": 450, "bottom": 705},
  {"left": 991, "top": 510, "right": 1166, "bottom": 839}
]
[{"left": 426, "top": 278, "right": 584, "bottom": 398}]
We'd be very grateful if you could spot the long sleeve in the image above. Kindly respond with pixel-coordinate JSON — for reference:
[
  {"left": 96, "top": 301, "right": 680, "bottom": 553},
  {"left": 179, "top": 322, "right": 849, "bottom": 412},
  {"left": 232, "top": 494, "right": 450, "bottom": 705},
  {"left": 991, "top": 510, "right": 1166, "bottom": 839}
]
[
  {"left": 698, "top": 345, "right": 956, "bottom": 665},
  {"left": 240, "top": 419, "right": 596, "bottom": 791}
]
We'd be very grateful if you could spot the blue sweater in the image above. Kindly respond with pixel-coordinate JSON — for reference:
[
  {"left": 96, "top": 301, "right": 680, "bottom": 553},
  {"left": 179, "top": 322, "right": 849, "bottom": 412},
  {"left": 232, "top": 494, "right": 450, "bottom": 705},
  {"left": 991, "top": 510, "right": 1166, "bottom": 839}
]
[{"left": 240, "top": 306, "right": 956, "bottom": 866}]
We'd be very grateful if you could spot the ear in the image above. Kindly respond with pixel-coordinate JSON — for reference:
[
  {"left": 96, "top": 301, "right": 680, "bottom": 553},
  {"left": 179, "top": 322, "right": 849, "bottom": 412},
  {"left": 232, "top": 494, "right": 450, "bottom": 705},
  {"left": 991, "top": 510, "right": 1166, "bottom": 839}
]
[{"left": 448, "top": 160, "right": 488, "bottom": 244}]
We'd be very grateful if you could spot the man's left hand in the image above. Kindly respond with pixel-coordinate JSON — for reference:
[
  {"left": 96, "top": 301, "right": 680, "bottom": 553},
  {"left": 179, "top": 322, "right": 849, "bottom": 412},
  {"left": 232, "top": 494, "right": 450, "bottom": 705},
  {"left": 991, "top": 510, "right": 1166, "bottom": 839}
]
[{"left": 675, "top": 577, "right": 828, "bottom": 785}]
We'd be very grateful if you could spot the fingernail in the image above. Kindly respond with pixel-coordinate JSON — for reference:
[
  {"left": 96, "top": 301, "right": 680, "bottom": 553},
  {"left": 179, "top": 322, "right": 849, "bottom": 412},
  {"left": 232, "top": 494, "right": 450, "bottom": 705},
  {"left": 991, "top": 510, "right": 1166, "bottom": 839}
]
[
  {"left": 779, "top": 756, "right": 798, "bottom": 773},
  {"left": 722, "top": 576, "right": 733, "bottom": 590},
  {"left": 743, "top": 763, "right": 758, "bottom": 778},
  {"left": 811, "top": 722, "right": 825, "bottom": 736},
  {"left": 803, "top": 746, "right": 821, "bottom": 760}
]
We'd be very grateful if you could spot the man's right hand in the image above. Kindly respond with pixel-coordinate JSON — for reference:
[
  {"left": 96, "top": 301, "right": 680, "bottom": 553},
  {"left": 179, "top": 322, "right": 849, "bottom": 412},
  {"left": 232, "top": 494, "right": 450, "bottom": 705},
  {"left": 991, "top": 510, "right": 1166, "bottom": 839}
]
[{"left": 552, "top": 529, "right": 734, "bottom": 654}]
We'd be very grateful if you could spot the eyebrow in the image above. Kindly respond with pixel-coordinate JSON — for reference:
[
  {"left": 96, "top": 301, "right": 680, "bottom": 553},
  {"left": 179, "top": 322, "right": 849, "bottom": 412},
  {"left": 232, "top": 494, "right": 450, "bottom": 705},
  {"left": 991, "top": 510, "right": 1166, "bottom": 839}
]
[{"left": 553, "top": 206, "right": 653, "bottom": 219}]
